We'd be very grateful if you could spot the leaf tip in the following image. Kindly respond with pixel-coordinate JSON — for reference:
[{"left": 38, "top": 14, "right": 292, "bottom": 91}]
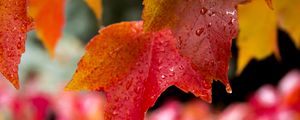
[
  {"left": 84, "top": 0, "right": 102, "bottom": 21},
  {"left": 47, "top": 49, "right": 56, "bottom": 59},
  {"left": 9, "top": 79, "right": 20, "bottom": 90},
  {"left": 13, "top": 82, "right": 20, "bottom": 89},
  {"left": 64, "top": 81, "right": 77, "bottom": 91},
  {"left": 225, "top": 84, "right": 232, "bottom": 94},
  {"left": 64, "top": 87, "right": 72, "bottom": 91}
]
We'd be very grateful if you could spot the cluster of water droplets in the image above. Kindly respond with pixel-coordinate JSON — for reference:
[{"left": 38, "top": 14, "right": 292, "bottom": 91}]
[{"left": 194, "top": 5, "right": 237, "bottom": 37}]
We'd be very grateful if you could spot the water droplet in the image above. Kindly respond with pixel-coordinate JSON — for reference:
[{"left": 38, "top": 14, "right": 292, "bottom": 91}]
[
  {"left": 179, "top": 65, "right": 184, "bottom": 70},
  {"left": 208, "top": 11, "right": 216, "bottom": 16},
  {"left": 117, "top": 80, "right": 122, "bottom": 85},
  {"left": 226, "top": 11, "right": 236, "bottom": 16},
  {"left": 169, "top": 72, "right": 174, "bottom": 77},
  {"left": 136, "top": 63, "right": 141, "bottom": 66},
  {"left": 125, "top": 80, "right": 132, "bottom": 89},
  {"left": 228, "top": 18, "right": 235, "bottom": 25},
  {"left": 151, "top": 96, "right": 155, "bottom": 99},
  {"left": 8, "top": 53, "right": 13, "bottom": 57},
  {"left": 114, "top": 97, "right": 120, "bottom": 102},
  {"left": 158, "top": 66, "right": 163, "bottom": 71},
  {"left": 12, "top": 68, "right": 17, "bottom": 72},
  {"left": 124, "top": 96, "right": 129, "bottom": 100},
  {"left": 161, "top": 75, "right": 166, "bottom": 79},
  {"left": 112, "top": 110, "right": 117, "bottom": 115},
  {"left": 200, "top": 7, "right": 207, "bottom": 15},
  {"left": 191, "top": 89, "right": 195, "bottom": 92},
  {"left": 207, "top": 23, "right": 212, "bottom": 27},
  {"left": 159, "top": 47, "right": 165, "bottom": 52},
  {"left": 134, "top": 86, "right": 141, "bottom": 93},
  {"left": 138, "top": 69, "right": 143, "bottom": 74},
  {"left": 195, "top": 28, "right": 204, "bottom": 36},
  {"left": 158, "top": 58, "right": 163, "bottom": 64},
  {"left": 169, "top": 67, "right": 174, "bottom": 72},
  {"left": 226, "top": 84, "right": 232, "bottom": 94}
]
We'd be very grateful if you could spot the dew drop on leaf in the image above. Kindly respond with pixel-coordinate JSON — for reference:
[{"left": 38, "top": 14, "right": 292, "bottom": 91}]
[
  {"left": 17, "top": 42, "right": 21, "bottom": 49},
  {"left": 112, "top": 111, "right": 117, "bottom": 115},
  {"left": 179, "top": 65, "right": 184, "bottom": 70},
  {"left": 138, "top": 69, "right": 143, "bottom": 74},
  {"left": 195, "top": 28, "right": 204, "bottom": 36},
  {"left": 207, "top": 23, "right": 212, "bottom": 27},
  {"left": 226, "top": 84, "right": 232, "bottom": 94},
  {"left": 200, "top": 7, "right": 207, "bottom": 15},
  {"left": 169, "top": 72, "right": 175, "bottom": 77},
  {"left": 208, "top": 11, "right": 216, "bottom": 17},
  {"left": 161, "top": 75, "right": 166, "bottom": 79},
  {"left": 228, "top": 18, "right": 235, "bottom": 25},
  {"left": 150, "top": 96, "right": 154, "bottom": 99}
]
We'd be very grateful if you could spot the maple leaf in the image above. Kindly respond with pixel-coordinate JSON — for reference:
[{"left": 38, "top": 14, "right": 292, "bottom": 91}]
[
  {"left": 28, "top": 0, "right": 65, "bottom": 57},
  {"left": 142, "top": 0, "right": 238, "bottom": 87},
  {"left": 66, "top": 21, "right": 233, "bottom": 119},
  {"left": 275, "top": 0, "right": 300, "bottom": 48},
  {"left": 237, "top": 0, "right": 278, "bottom": 74},
  {"left": 84, "top": 0, "right": 102, "bottom": 21},
  {"left": 237, "top": 0, "right": 300, "bottom": 74},
  {"left": 0, "top": 0, "right": 32, "bottom": 88}
]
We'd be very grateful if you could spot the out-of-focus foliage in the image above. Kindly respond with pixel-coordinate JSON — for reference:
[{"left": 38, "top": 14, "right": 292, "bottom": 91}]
[
  {"left": 237, "top": 0, "right": 300, "bottom": 74},
  {"left": 84, "top": 0, "right": 102, "bottom": 21},
  {"left": 28, "top": 0, "right": 65, "bottom": 57}
]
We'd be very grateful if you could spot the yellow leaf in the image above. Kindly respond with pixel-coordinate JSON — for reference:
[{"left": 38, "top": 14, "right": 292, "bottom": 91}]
[
  {"left": 237, "top": 0, "right": 300, "bottom": 74},
  {"left": 85, "top": 0, "right": 102, "bottom": 20},
  {"left": 275, "top": 0, "right": 300, "bottom": 48},
  {"left": 237, "top": 0, "right": 278, "bottom": 74}
]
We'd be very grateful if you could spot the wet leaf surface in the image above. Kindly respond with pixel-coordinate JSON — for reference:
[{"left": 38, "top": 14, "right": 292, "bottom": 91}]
[
  {"left": 66, "top": 21, "right": 231, "bottom": 119},
  {"left": 0, "top": 0, "right": 32, "bottom": 88}
]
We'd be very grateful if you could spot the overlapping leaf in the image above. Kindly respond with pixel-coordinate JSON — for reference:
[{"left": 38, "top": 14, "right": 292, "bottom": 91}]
[
  {"left": 0, "top": 0, "right": 32, "bottom": 88},
  {"left": 28, "top": 0, "right": 65, "bottom": 57},
  {"left": 142, "top": 0, "right": 239, "bottom": 89},
  {"left": 237, "top": 0, "right": 277, "bottom": 74},
  {"left": 84, "top": 0, "right": 102, "bottom": 20},
  {"left": 237, "top": 0, "right": 300, "bottom": 73},
  {"left": 66, "top": 21, "right": 232, "bottom": 119},
  {"left": 275, "top": 0, "right": 300, "bottom": 48}
]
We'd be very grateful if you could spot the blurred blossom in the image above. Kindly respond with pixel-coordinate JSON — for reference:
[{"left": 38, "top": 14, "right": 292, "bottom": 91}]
[
  {"left": 147, "top": 101, "right": 181, "bottom": 120},
  {"left": 54, "top": 92, "right": 105, "bottom": 120},
  {"left": 180, "top": 101, "right": 212, "bottom": 120},
  {"left": 279, "top": 70, "right": 300, "bottom": 111},
  {"left": 249, "top": 85, "right": 279, "bottom": 118},
  {"left": 219, "top": 70, "right": 300, "bottom": 120},
  {"left": 218, "top": 103, "right": 255, "bottom": 120},
  {"left": 147, "top": 70, "right": 300, "bottom": 120}
]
